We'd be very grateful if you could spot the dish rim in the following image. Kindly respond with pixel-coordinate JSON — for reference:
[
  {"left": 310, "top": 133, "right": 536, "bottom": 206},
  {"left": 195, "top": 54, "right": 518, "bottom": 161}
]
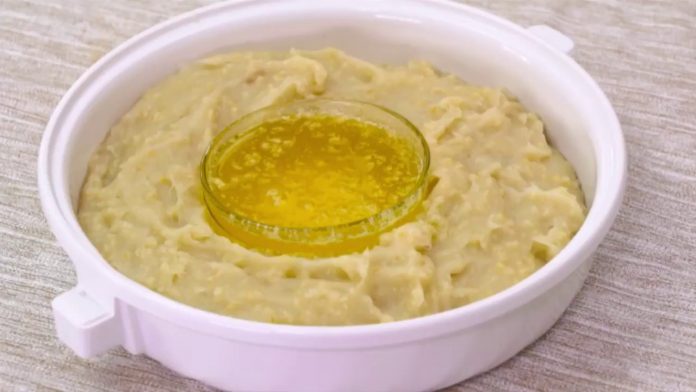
[{"left": 37, "top": 0, "right": 626, "bottom": 347}]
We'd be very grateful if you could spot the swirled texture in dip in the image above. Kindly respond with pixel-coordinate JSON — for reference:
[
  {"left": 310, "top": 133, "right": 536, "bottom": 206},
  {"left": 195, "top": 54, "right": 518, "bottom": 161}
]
[{"left": 78, "top": 48, "right": 586, "bottom": 325}]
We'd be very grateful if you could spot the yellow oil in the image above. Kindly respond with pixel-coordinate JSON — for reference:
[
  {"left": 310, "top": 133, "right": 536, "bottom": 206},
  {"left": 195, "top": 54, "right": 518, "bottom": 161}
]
[{"left": 204, "top": 114, "right": 423, "bottom": 256}]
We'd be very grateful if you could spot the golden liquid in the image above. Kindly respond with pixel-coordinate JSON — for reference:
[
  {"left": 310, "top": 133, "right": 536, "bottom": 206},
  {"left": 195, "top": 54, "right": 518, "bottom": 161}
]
[{"left": 208, "top": 115, "right": 421, "bottom": 228}]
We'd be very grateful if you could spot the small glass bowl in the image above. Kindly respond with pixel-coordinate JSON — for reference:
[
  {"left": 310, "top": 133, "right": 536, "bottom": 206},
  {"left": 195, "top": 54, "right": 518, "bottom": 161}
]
[{"left": 200, "top": 99, "right": 430, "bottom": 257}]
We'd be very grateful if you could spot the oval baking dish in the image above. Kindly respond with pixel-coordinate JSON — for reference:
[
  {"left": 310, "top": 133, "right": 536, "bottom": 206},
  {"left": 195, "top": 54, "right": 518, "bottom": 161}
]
[{"left": 38, "top": 1, "right": 626, "bottom": 391}]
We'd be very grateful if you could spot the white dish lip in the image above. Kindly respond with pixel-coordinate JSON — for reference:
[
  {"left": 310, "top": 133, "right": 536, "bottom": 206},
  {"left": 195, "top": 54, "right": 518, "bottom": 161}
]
[{"left": 38, "top": 0, "right": 626, "bottom": 348}]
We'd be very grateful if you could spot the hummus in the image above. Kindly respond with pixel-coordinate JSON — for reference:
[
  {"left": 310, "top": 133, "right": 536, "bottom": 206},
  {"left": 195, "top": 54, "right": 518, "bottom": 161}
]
[{"left": 78, "top": 48, "right": 586, "bottom": 325}]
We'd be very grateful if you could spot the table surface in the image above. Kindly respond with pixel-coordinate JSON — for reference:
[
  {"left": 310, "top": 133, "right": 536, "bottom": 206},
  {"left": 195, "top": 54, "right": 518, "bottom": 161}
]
[{"left": 1, "top": 0, "right": 695, "bottom": 391}]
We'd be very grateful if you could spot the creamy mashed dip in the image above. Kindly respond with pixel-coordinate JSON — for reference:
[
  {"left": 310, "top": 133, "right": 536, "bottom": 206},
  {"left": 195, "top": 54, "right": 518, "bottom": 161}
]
[{"left": 78, "top": 48, "right": 586, "bottom": 325}]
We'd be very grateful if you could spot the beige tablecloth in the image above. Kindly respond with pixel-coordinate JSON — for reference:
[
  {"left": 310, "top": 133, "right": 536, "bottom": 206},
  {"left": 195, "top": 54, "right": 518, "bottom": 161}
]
[{"left": 1, "top": 0, "right": 695, "bottom": 390}]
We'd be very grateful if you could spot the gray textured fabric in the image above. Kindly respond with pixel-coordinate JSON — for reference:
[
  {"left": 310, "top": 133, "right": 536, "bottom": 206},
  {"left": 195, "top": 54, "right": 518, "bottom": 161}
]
[{"left": 1, "top": 0, "right": 695, "bottom": 391}]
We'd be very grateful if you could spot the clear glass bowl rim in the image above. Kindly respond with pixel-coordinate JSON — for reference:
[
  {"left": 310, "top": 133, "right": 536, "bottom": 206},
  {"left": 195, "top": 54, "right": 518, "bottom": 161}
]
[{"left": 200, "top": 98, "right": 431, "bottom": 242}]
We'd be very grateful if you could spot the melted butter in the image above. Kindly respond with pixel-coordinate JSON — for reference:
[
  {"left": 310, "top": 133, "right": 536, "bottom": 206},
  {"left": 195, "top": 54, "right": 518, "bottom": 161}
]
[{"left": 208, "top": 115, "right": 421, "bottom": 229}]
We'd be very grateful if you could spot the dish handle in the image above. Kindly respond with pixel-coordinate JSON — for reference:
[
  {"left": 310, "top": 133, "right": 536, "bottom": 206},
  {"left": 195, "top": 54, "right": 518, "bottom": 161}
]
[
  {"left": 52, "top": 287, "right": 121, "bottom": 358},
  {"left": 527, "top": 25, "right": 574, "bottom": 55}
]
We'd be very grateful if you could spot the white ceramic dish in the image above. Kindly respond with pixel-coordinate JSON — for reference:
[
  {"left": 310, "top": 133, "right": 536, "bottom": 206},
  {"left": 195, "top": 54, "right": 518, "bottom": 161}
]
[{"left": 38, "top": 1, "right": 626, "bottom": 391}]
